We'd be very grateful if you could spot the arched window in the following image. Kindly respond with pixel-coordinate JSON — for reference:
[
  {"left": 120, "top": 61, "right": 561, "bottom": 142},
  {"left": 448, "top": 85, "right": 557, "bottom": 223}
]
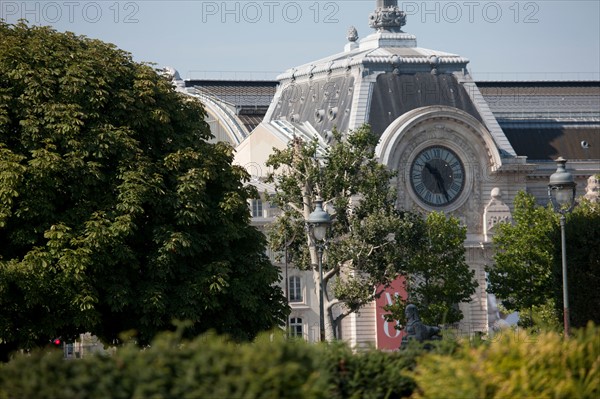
[
  {"left": 289, "top": 317, "right": 303, "bottom": 338},
  {"left": 288, "top": 276, "right": 302, "bottom": 302}
]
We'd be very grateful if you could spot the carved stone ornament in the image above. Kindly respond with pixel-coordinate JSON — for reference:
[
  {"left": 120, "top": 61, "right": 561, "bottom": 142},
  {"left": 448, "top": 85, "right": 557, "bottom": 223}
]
[
  {"left": 347, "top": 26, "right": 359, "bottom": 42},
  {"left": 368, "top": 0, "right": 406, "bottom": 33},
  {"left": 483, "top": 188, "right": 512, "bottom": 241}
]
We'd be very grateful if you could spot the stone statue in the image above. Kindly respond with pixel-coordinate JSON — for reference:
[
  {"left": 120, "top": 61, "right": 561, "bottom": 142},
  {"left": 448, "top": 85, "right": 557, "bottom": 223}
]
[
  {"left": 584, "top": 175, "right": 600, "bottom": 203},
  {"left": 161, "top": 66, "right": 185, "bottom": 91},
  {"left": 400, "top": 304, "right": 441, "bottom": 349}
]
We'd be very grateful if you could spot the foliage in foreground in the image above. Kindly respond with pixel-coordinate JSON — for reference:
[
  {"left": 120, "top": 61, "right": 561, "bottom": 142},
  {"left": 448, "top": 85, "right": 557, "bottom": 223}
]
[
  {"left": 1, "top": 324, "right": 598, "bottom": 399},
  {"left": 412, "top": 323, "right": 600, "bottom": 399},
  {"left": 0, "top": 329, "right": 419, "bottom": 399}
]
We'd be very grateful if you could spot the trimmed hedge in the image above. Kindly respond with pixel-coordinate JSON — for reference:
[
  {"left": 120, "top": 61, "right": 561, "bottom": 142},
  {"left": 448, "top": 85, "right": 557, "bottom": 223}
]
[
  {"left": 321, "top": 342, "right": 419, "bottom": 399},
  {"left": 0, "top": 332, "right": 329, "bottom": 399},
  {"left": 1, "top": 324, "right": 598, "bottom": 398},
  {"left": 0, "top": 330, "right": 418, "bottom": 399}
]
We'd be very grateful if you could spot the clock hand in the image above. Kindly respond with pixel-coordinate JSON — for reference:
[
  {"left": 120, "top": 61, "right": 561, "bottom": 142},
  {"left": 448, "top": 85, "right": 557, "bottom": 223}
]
[
  {"left": 425, "top": 163, "right": 450, "bottom": 202},
  {"left": 439, "top": 182, "right": 450, "bottom": 202}
]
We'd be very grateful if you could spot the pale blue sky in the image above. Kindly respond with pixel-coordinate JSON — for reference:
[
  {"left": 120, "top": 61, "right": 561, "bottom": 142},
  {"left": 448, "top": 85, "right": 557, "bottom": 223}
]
[{"left": 2, "top": 1, "right": 599, "bottom": 80}]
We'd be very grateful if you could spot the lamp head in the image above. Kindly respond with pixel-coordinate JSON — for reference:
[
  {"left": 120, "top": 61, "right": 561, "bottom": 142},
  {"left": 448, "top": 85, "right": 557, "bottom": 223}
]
[
  {"left": 307, "top": 198, "right": 331, "bottom": 241},
  {"left": 548, "top": 157, "right": 577, "bottom": 213}
]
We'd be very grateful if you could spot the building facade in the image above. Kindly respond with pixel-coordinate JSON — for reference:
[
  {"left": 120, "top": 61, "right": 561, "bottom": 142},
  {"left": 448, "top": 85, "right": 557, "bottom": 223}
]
[{"left": 171, "top": 0, "right": 599, "bottom": 347}]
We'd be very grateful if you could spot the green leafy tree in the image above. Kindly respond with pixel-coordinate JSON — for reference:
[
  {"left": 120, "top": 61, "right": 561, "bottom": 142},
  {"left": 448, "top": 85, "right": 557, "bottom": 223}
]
[
  {"left": 0, "top": 21, "right": 287, "bottom": 358},
  {"left": 553, "top": 197, "right": 600, "bottom": 327},
  {"left": 486, "top": 191, "right": 557, "bottom": 326},
  {"left": 266, "top": 126, "right": 473, "bottom": 339},
  {"left": 385, "top": 212, "right": 477, "bottom": 326}
]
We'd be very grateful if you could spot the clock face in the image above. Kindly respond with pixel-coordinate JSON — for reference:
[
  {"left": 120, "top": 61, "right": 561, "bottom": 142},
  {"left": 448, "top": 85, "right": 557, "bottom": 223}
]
[{"left": 410, "top": 146, "right": 465, "bottom": 207}]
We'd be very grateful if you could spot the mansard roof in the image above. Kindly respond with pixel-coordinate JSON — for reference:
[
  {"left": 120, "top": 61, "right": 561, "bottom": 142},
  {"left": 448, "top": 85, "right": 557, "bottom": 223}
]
[
  {"left": 183, "top": 77, "right": 599, "bottom": 163},
  {"left": 368, "top": 72, "right": 483, "bottom": 137}
]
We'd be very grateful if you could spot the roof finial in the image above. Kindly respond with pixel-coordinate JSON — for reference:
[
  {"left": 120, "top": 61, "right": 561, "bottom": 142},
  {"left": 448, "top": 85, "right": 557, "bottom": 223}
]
[
  {"left": 347, "top": 26, "right": 358, "bottom": 42},
  {"left": 369, "top": 0, "right": 406, "bottom": 33}
]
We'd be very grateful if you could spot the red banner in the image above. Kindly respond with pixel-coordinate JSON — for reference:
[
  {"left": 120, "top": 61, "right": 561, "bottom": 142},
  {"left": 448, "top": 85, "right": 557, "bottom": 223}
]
[{"left": 375, "top": 277, "right": 407, "bottom": 350}]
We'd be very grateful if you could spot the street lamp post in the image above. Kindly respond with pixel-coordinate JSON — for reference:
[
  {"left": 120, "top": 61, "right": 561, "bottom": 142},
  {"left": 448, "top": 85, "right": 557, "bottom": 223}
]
[
  {"left": 548, "top": 157, "right": 577, "bottom": 338},
  {"left": 306, "top": 198, "right": 331, "bottom": 342},
  {"left": 284, "top": 231, "right": 289, "bottom": 335}
]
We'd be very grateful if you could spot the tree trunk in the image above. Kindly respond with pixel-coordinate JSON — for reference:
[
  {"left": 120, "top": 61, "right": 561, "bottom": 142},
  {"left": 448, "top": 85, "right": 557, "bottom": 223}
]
[{"left": 312, "top": 268, "right": 336, "bottom": 341}]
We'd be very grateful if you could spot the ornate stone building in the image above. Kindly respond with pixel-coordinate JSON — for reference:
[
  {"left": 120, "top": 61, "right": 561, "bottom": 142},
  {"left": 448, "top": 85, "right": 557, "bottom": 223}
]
[{"left": 172, "top": 0, "right": 599, "bottom": 347}]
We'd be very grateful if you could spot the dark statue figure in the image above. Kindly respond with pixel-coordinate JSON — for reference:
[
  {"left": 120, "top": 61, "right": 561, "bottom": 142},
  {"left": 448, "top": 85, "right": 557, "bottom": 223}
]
[{"left": 400, "top": 304, "right": 442, "bottom": 349}]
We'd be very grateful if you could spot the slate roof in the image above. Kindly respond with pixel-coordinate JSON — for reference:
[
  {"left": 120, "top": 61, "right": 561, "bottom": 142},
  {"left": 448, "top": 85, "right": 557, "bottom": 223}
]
[
  {"left": 503, "top": 127, "right": 599, "bottom": 161},
  {"left": 477, "top": 81, "right": 600, "bottom": 122},
  {"left": 185, "top": 80, "right": 277, "bottom": 110},
  {"left": 369, "top": 72, "right": 483, "bottom": 137},
  {"left": 237, "top": 115, "right": 264, "bottom": 133},
  {"left": 477, "top": 81, "right": 600, "bottom": 161}
]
